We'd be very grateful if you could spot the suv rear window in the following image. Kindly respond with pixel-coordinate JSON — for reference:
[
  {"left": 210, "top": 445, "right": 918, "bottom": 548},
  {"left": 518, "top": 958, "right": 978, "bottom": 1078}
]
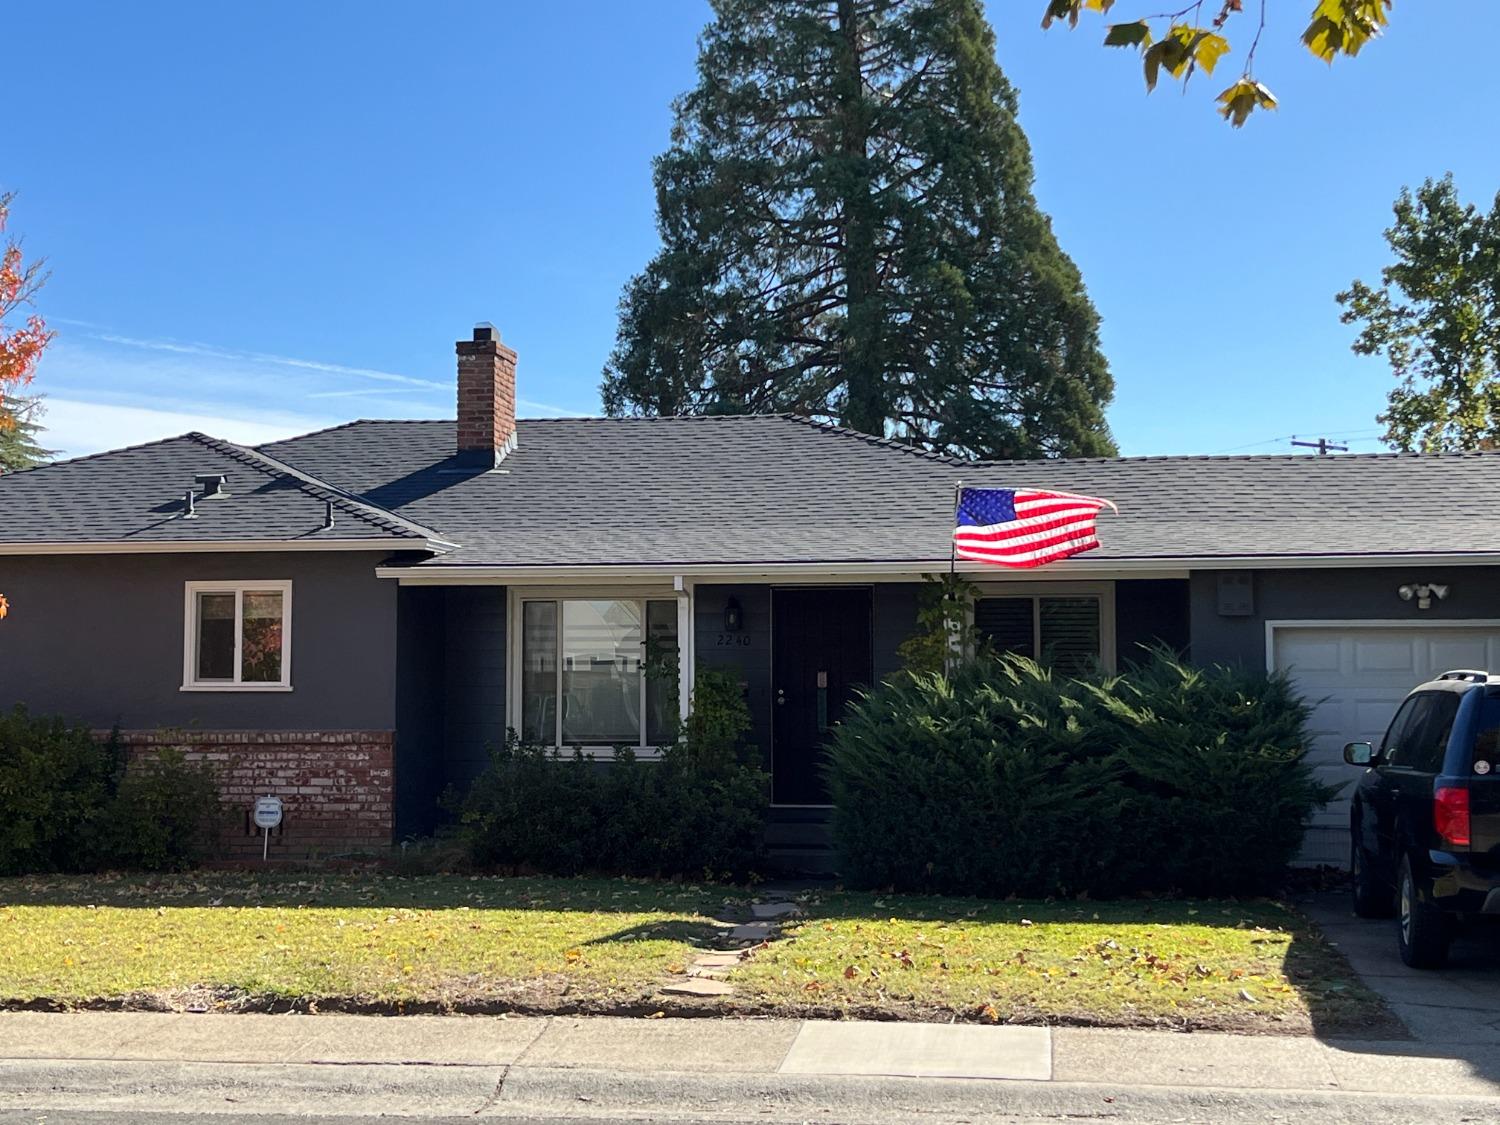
[
  {"left": 1474, "top": 695, "right": 1500, "bottom": 773},
  {"left": 1407, "top": 693, "right": 1461, "bottom": 773}
]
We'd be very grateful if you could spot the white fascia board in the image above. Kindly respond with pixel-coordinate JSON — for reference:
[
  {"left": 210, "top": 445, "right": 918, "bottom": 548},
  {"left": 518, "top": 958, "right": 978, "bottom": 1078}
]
[
  {"left": 0, "top": 537, "right": 438, "bottom": 556},
  {"left": 378, "top": 560, "right": 1192, "bottom": 584},
  {"left": 375, "top": 551, "right": 1500, "bottom": 585}
]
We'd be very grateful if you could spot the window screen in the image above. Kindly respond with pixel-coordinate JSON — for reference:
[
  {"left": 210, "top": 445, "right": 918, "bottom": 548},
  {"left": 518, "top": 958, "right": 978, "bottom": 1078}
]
[
  {"left": 974, "top": 598, "right": 1034, "bottom": 660},
  {"left": 975, "top": 595, "right": 1102, "bottom": 673},
  {"left": 1039, "top": 597, "right": 1100, "bottom": 677}
]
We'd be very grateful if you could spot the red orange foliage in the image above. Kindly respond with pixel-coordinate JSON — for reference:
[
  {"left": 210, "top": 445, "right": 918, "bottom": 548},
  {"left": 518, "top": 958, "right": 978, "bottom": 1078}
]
[
  {"left": 0, "top": 193, "right": 55, "bottom": 619},
  {"left": 0, "top": 194, "right": 53, "bottom": 419}
]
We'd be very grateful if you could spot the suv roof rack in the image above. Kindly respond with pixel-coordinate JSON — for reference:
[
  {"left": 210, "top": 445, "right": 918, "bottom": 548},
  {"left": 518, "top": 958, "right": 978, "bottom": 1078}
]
[{"left": 1437, "top": 669, "right": 1493, "bottom": 683}]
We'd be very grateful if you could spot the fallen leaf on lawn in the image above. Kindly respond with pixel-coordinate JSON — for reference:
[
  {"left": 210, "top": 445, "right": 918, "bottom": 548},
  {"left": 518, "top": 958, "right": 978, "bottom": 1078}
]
[
  {"left": 1239, "top": 989, "right": 1258, "bottom": 1003},
  {"left": 843, "top": 964, "right": 859, "bottom": 980},
  {"left": 564, "top": 949, "right": 581, "bottom": 962}
]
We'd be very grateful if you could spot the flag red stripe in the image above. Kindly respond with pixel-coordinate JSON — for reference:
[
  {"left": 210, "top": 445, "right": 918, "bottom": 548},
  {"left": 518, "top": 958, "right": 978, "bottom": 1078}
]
[
  {"left": 955, "top": 525, "right": 1100, "bottom": 561},
  {"left": 955, "top": 538, "right": 1101, "bottom": 569},
  {"left": 954, "top": 510, "right": 1098, "bottom": 546}
]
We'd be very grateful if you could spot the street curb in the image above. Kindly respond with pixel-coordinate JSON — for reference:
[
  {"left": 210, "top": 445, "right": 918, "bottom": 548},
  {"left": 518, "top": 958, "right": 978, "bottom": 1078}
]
[{"left": 5, "top": 1058, "right": 1500, "bottom": 1123}]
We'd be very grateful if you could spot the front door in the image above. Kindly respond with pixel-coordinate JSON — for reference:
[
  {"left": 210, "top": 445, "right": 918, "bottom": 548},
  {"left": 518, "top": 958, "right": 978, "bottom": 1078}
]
[{"left": 771, "top": 587, "right": 873, "bottom": 806}]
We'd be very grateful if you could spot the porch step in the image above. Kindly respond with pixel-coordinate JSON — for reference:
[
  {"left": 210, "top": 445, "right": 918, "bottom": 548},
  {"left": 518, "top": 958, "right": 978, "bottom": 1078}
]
[
  {"left": 766, "top": 845, "right": 840, "bottom": 877},
  {"left": 764, "top": 820, "right": 834, "bottom": 849}
]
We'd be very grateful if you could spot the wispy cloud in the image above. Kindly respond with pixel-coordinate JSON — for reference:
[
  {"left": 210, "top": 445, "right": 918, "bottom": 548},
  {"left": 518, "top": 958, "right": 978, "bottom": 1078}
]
[
  {"left": 40, "top": 398, "right": 324, "bottom": 459},
  {"left": 87, "top": 332, "right": 450, "bottom": 391},
  {"left": 26, "top": 324, "right": 589, "bottom": 455}
]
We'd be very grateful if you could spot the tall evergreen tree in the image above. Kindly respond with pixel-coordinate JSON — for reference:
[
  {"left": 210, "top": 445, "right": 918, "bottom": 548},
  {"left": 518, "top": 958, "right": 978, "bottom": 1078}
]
[
  {"left": 603, "top": 0, "right": 1115, "bottom": 460},
  {"left": 0, "top": 395, "right": 54, "bottom": 472}
]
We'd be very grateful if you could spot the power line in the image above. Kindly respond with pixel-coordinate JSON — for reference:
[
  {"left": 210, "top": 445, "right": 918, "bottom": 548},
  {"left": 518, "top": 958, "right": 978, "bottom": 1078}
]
[{"left": 1291, "top": 436, "right": 1350, "bottom": 456}]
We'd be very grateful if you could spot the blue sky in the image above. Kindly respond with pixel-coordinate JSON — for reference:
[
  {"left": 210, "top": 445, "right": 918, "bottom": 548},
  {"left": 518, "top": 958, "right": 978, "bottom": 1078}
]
[{"left": 6, "top": 1, "right": 1498, "bottom": 458}]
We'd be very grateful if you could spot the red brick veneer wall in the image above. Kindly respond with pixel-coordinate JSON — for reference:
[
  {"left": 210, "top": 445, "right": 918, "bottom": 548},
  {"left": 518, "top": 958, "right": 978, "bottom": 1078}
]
[{"left": 112, "top": 730, "right": 395, "bottom": 859}]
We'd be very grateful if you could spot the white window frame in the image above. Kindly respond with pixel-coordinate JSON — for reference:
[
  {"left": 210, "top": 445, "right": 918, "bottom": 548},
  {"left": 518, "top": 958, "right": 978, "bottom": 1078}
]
[
  {"left": 970, "top": 580, "right": 1117, "bottom": 673},
  {"left": 507, "top": 585, "right": 690, "bottom": 759},
  {"left": 181, "top": 580, "right": 293, "bottom": 692}
]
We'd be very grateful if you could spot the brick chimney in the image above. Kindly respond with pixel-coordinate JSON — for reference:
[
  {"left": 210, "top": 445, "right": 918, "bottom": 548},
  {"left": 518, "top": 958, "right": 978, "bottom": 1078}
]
[{"left": 455, "top": 323, "right": 517, "bottom": 468}]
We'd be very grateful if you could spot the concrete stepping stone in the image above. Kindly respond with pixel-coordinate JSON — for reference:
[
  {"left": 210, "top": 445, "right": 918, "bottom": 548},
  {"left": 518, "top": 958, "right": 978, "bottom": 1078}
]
[
  {"left": 727, "top": 922, "right": 777, "bottom": 942},
  {"left": 751, "top": 901, "right": 802, "bottom": 920},
  {"left": 691, "top": 952, "right": 746, "bottom": 968},
  {"left": 687, "top": 965, "right": 731, "bottom": 979},
  {"left": 661, "top": 978, "right": 733, "bottom": 997}
]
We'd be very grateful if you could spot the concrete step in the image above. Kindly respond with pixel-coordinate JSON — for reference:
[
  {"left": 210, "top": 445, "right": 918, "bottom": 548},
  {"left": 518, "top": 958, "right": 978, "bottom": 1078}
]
[
  {"left": 764, "top": 821, "right": 834, "bottom": 849},
  {"left": 766, "top": 845, "right": 839, "bottom": 877}
]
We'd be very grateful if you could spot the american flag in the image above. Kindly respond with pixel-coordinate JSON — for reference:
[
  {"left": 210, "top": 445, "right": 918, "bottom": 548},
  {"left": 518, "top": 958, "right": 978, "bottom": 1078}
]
[{"left": 953, "top": 487, "right": 1114, "bottom": 569}]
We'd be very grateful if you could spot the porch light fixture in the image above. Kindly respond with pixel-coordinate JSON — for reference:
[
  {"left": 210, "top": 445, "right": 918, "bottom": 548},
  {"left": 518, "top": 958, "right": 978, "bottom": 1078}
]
[
  {"left": 724, "top": 596, "right": 744, "bottom": 633},
  {"left": 1399, "top": 583, "right": 1450, "bottom": 611}
]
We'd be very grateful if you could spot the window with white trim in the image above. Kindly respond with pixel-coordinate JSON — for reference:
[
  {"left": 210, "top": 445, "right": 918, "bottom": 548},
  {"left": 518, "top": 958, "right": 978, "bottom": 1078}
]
[
  {"left": 183, "top": 581, "right": 291, "bottom": 690},
  {"left": 518, "top": 597, "right": 679, "bottom": 749},
  {"left": 975, "top": 594, "right": 1102, "bottom": 677}
]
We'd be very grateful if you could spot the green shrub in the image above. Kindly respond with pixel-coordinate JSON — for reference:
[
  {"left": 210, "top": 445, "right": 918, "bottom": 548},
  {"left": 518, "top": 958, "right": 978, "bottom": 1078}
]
[
  {"left": 457, "top": 668, "right": 769, "bottom": 880},
  {"left": 828, "top": 650, "right": 1331, "bottom": 898},
  {"left": 99, "top": 748, "right": 223, "bottom": 872},
  {"left": 1089, "top": 655, "right": 1334, "bottom": 895},
  {"left": 0, "top": 707, "right": 118, "bottom": 875},
  {"left": 0, "top": 708, "right": 222, "bottom": 874}
]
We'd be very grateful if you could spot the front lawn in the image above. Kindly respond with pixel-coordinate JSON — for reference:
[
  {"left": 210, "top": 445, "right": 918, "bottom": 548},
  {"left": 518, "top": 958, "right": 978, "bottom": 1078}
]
[
  {"left": 0, "top": 874, "right": 1393, "bottom": 1034},
  {"left": 736, "top": 891, "right": 1393, "bottom": 1034},
  {"left": 0, "top": 873, "right": 722, "bottom": 1012}
]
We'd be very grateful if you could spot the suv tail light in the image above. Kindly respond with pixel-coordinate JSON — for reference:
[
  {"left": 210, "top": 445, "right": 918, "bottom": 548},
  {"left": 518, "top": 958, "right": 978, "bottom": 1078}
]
[{"left": 1435, "top": 785, "right": 1472, "bottom": 848}]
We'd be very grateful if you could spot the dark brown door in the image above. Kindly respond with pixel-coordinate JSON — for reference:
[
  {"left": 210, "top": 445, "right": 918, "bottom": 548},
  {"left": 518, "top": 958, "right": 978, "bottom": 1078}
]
[{"left": 772, "top": 587, "right": 873, "bottom": 805}]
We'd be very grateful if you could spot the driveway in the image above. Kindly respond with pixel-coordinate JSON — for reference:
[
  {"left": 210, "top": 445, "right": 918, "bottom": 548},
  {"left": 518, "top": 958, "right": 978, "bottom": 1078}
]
[{"left": 1301, "top": 889, "right": 1500, "bottom": 1043}]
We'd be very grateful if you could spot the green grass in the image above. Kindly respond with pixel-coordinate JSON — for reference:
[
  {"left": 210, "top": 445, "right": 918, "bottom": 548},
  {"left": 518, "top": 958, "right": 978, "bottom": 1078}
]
[
  {"left": 0, "top": 874, "right": 1393, "bottom": 1033},
  {"left": 734, "top": 891, "right": 1393, "bottom": 1034},
  {"left": 0, "top": 873, "right": 726, "bottom": 1010}
]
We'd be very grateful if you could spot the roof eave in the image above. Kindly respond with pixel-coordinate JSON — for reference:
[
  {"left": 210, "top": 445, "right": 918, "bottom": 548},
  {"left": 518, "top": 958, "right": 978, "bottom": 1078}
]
[
  {"left": 373, "top": 550, "right": 1500, "bottom": 583},
  {"left": 0, "top": 537, "right": 449, "bottom": 556}
]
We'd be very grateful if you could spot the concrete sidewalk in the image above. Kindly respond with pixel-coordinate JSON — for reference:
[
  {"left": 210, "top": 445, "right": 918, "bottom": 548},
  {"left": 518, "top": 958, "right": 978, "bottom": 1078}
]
[{"left": 2, "top": 1009, "right": 1499, "bottom": 1099}]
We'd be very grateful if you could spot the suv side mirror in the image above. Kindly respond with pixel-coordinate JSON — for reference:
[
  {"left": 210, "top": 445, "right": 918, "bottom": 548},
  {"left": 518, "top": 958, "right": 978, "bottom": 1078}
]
[{"left": 1344, "top": 741, "right": 1375, "bottom": 766}]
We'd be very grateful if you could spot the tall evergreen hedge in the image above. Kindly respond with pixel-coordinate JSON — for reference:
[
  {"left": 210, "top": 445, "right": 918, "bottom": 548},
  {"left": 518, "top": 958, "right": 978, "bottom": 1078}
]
[{"left": 827, "top": 652, "right": 1332, "bottom": 898}]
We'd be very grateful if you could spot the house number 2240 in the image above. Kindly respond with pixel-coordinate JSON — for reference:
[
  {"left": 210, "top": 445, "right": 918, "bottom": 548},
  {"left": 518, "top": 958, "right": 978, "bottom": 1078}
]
[{"left": 715, "top": 633, "right": 753, "bottom": 647}]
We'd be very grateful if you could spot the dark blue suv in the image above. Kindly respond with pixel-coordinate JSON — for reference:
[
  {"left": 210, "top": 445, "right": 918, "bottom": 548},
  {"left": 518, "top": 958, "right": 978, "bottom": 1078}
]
[{"left": 1345, "top": 670, "right": 1500, "bottom": 968}]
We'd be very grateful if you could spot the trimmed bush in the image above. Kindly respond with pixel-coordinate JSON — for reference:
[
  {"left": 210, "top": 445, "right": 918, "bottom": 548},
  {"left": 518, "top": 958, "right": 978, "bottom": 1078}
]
[
  {"left": 0, "top": 708, "right": 117, "bottom": 875},
  {"left": 457, "top": 667, "right": 769, "bottom": 881},
  {"left": 99, "top": 748, "right": 223, "bottom": 872},
  {"left": 0, "top": 707, "right": 221, "bottom": 874},
  {"left": 828, "top": 651, "right": 1332, "bottom": 898}
]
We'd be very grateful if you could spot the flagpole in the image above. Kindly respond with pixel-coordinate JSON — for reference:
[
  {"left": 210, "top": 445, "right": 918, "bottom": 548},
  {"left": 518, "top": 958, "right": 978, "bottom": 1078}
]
[{"left": 950, "top": 479, "right": 963, "bottom": 576}]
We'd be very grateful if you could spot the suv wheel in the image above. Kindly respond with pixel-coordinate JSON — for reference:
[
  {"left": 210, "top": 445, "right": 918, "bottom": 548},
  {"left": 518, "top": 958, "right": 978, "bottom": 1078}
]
[
  {"left": 1351, "top": 835, "right": 1393, "bottom": 918},
  {"left": 1397, "top": 855, "right": 1450, "bottom": 969}
]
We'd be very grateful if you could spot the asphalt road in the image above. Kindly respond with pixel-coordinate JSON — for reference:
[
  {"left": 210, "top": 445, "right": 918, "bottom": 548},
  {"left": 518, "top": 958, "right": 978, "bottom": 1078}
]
[{"left": 4, "top": 1071, "right": 1498, "bottom": 1125}]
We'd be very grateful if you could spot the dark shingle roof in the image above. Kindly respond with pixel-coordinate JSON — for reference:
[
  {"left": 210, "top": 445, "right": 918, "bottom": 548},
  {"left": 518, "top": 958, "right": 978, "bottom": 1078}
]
[
  {"left": 255, "top": 415, "right": 1500, "bottom": 568},
  {"left": 0, "top": 432, "right": 442, "bottom": 546}
]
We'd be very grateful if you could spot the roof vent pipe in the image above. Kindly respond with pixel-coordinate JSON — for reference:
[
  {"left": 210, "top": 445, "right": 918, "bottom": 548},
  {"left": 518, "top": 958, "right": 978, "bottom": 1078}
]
[
  {"left": 182, "top": 490, "right": 197, "bottom": 519},
  {"left": 322, "top": 501, "right": 335, "bottom": 531},
  {"left": 194, "top": 473, "right": 230, "bottom": 499}
]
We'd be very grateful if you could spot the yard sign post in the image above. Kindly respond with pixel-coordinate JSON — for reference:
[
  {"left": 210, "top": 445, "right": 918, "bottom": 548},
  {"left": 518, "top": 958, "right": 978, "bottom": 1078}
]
[{"left": 253, "top": 795, "right": 283, "bottom": 861}]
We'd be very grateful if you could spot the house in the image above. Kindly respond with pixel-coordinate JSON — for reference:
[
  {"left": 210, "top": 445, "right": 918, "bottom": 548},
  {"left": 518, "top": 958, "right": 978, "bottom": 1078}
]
[{"left": 2, "top": 322, "right": 1498, "bottom": 866}]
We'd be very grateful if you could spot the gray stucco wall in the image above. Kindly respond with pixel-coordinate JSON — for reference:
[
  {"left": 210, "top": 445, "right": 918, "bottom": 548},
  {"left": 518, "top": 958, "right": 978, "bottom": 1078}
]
[
  {"left": 442, "top": 587, "right": 508, "bottom": 789},
  {"left": 1116, "top": 578, "right": 1191, "bottom": 664},
  {"left": 0, "top": 550, "right": 398, "bottom": 730},
  {"left": 395, "top": 585, "right": 447, "bottom": 838},
  {"left": 392, "top": 585, "right": 507, "bottom": 838},
  {"left": 694, "top": 584, "right": 773, "bottom": 766},
  {"left": 1190, "top": 566, "right": 1500, "bottom": 668}
]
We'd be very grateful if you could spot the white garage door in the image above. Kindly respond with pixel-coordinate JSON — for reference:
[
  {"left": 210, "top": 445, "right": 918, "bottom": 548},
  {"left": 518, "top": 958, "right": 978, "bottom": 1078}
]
[{"left": 1272, "top": 623, "right": 1500, "bottom": 865}]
